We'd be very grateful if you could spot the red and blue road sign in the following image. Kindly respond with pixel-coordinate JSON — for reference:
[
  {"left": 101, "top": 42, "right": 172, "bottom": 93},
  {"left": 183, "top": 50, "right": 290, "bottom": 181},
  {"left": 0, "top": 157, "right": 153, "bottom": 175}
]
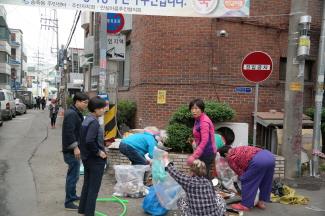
[{"left": 107, "top": 13, "right": 125, "bottom": 34}]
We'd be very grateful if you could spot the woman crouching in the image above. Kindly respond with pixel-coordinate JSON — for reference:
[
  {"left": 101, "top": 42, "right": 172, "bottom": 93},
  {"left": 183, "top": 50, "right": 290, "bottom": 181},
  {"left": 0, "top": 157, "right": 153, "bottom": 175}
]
[
  {"left": 163, "top": 153, "right": 226, "bottom": 216},
  {"left": 218, "top": 145, "right": 275, "bottom": 211}
]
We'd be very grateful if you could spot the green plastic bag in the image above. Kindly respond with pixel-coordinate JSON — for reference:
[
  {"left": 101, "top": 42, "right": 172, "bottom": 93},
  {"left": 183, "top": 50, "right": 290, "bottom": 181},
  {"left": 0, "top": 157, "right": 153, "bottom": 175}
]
[{"left": 215, "top": 134, "right": 225, "bottom": 149}]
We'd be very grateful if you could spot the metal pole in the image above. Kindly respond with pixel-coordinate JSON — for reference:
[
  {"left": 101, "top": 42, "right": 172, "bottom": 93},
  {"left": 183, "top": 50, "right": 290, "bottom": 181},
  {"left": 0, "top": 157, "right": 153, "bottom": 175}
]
[
  {"left": 312, "top": 0, "right": 325, "bottom": 177},
  {"left": 282, "top": 0, "right": 308, "bottom": 179},
  {"left": 253, "top": 83, "right": 259, "bottom": 146},
  {"left": 55, "top": 10, "right": 59, "bottom": 99}
]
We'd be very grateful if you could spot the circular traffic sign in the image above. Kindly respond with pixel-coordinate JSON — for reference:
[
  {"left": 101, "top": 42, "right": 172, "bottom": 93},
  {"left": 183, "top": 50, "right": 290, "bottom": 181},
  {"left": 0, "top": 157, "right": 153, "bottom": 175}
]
[
  {"left": 241, "top": 51, "right": 273, "bottom": 83},
  {"left": 107, "top": 13, "right": 125, "bottom": 34}
]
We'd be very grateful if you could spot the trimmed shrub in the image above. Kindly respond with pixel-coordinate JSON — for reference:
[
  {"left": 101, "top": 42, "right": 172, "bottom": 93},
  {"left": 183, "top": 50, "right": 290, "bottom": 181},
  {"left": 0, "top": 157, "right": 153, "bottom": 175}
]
[
  {"left": 165, "top": 123, "right": 193, "bottom": 153},
  {"left": 166, "top": 101, "right": 235, "bottom": 153},
  {"left": 170, "top": 101, "right": 235, "bottom": 126},
  {"left": 117, "top": 100, "right": 137, "bottom": 129}
]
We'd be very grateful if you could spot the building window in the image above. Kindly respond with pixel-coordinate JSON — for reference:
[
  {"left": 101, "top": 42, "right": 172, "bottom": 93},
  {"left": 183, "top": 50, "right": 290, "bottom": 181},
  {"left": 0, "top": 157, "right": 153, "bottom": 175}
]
[
  {"left": 11, "top": 48, "right": 16, "bottom": 59},
  {"left": 0, "top": 52, "right": 8, "bottom": 63},
  {"left": 11, "top": 33, "right": 16, "bottom": 42},
  {"left": 117, "top": 42, "right": 130, "bottom": 88},
  {"left": 0, "top": 27, "right": 10, "bottom": 42},
  {"left": 279, "top": 58, "right": 314, "bottom": 82},
  {"left": 0, "top": 73, "right": 9, "bottom": 84}
]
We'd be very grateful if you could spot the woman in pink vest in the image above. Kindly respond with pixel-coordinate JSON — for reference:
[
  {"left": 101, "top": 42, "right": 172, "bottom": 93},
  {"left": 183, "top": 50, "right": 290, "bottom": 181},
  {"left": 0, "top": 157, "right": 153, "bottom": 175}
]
[{"left": 187, "top": 99, "right": 217, "bottom": 178}]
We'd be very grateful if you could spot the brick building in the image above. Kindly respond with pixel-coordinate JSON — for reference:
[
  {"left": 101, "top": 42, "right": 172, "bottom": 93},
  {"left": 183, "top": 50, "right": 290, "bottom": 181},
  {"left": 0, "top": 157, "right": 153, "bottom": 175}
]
[{"left": 88, "top": 1, "right": 322, "bottom": 130}]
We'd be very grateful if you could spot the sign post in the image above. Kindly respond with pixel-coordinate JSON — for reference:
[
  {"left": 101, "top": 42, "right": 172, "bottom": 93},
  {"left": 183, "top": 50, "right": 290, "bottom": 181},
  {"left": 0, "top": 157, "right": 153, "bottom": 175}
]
[{"left": 241, "top": 51, "right": 273, "bottom": 146}]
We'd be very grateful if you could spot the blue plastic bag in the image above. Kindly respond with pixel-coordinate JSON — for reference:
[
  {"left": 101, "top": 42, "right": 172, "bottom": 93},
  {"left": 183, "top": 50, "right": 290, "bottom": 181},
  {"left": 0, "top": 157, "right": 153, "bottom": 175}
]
[{"left": 142, "top": 187, "right": 168, "bottom": 216}]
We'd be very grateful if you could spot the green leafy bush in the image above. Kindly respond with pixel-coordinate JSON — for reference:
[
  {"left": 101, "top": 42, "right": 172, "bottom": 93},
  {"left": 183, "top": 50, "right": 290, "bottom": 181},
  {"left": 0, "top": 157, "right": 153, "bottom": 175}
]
[
  {"left": 66, "top": 96, "right": 73, "bottom": 108},
  {"left": 170, "top": 101, "right": 235, "bottom": 126},
  {"left": 165, "top": 123, "right": 193, "bottom": 153},
  {"left": 166, "top": 101, "right": 235, "bottom": 153},
  {"left": 117, "top": 100, "right": 137, "bottom": 129},
  {"left": 305, "top": 107, "right": 325, "bottom": 121}
]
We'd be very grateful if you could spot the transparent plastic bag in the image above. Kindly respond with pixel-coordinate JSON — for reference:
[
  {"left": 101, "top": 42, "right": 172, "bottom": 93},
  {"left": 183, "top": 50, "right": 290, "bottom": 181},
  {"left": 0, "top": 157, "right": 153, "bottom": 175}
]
[
  {"left": 152, "top": 148, "right": 185, "bottom": 210},
  {"left": 113, "top": 165, "right": 150, "bottom": 198},
  {"left": 215, "top": 153, "right": 238, "bottom": 192}
]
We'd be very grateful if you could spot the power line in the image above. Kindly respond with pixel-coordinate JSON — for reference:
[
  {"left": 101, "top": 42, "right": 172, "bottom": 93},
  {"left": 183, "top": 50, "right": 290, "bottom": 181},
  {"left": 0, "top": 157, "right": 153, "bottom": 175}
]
[{"left": 65, "top": 10, "right": 81, "bottom": 50}]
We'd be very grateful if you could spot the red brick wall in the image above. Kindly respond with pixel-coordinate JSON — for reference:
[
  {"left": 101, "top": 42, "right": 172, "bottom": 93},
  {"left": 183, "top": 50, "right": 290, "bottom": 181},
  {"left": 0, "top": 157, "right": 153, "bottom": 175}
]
[{"left": 118, "top": 0, "right": 321, "bottom": 130}]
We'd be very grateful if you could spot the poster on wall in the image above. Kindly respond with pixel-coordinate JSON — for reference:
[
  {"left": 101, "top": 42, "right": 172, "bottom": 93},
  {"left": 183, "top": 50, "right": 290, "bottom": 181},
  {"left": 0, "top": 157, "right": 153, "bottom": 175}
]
[{"left": 0, "top": 0, "right": 250, "bottom": 18}]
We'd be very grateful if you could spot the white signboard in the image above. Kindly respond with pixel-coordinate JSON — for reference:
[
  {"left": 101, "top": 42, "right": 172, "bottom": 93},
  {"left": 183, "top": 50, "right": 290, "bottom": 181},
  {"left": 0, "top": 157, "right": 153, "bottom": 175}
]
[
  {"left": 107, "top": 34, "right": 125, "bottom": 61},
  {"left": 0, "top": 0, "right": 250, "bottom": 18}
]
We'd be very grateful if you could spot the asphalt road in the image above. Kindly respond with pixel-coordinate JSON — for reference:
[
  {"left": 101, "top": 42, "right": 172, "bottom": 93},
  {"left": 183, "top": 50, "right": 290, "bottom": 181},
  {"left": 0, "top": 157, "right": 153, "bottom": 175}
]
[
  {"left": 0, "top": 109, "right": 324, "bottom": 216},
  {"left": 0, "top": 110, "right": 46, "bottom": 216}
]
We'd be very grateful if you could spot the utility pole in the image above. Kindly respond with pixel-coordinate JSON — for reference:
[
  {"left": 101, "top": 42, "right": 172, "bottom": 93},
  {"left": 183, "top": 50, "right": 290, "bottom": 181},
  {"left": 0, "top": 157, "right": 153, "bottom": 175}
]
[
  {"left": 32, "top": 50, "right": 44, "bottom": 97},
  {"left": 40, "top": 9, "right": 59, "bottom": 99},
  {"left": 312, "top": 0, "right": 325, "bottom": 177},
  {"left": 282, "top": 0, "right": 310, "bottom": 179},
  {"left": 93, "top": 12, "right": 108, "bottom": 95}
]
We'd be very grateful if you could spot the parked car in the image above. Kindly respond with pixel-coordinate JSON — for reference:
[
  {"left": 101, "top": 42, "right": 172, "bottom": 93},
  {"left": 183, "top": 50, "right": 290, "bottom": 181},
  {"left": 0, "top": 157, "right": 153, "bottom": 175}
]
[
  {"left": 14, "top": 90, "right": 33, "bottom": 109},
  {"left": 15, "top": 98, "right": 26, "bottom": 115},
  {"left": 0, "top": 89, "right": 16, "bottom": 120}
]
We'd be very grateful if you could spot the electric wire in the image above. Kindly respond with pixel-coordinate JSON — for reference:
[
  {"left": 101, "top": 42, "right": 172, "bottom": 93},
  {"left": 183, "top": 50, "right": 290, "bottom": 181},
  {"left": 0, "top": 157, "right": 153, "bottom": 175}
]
[{"left": 65, "top": 10, "right": 81, "bottom": 50}]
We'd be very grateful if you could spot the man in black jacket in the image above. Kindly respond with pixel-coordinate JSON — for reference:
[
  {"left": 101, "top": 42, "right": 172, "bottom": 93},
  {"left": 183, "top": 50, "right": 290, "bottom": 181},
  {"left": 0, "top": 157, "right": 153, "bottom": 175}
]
[{"left": 62, "top": 92, "right": 89, "bottom": 210}]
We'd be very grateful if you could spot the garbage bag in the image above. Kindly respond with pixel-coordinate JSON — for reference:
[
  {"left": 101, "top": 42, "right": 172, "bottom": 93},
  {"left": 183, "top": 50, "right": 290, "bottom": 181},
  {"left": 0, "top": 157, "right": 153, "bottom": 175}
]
[
  {"left": 113, "top": 165, "right": 149, "bottom": 198},
  {"left": 215, "top": 153, "right": 238, "bottom": 192},
  {"left": 152, "top": 148, "right": 185, "bottom": 210},
  {"left": 142, "top": 186, "right": 168, "bottom": 216}
]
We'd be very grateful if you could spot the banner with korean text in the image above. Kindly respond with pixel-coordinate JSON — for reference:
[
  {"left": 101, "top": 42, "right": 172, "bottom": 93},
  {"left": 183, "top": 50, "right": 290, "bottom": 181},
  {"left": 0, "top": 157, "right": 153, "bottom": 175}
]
[{"left": 0, "top": 0, "right": 249, "bottom": 17}]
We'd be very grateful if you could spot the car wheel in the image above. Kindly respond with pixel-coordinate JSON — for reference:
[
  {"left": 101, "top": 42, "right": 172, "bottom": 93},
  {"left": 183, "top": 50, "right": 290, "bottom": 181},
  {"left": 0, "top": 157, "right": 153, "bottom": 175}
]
[
  {"left": 24, "top": 110, "right": 27, "bottom": 114},
  {"left": 0, "top": 121, "right": 3, "bottom": 126}
]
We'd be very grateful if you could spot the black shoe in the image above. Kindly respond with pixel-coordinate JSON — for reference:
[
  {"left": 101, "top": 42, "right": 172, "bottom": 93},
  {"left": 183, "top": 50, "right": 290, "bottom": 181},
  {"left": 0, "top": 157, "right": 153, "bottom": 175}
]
[{"left": 65, "top": 202, "right": 78, "bottom": 211}]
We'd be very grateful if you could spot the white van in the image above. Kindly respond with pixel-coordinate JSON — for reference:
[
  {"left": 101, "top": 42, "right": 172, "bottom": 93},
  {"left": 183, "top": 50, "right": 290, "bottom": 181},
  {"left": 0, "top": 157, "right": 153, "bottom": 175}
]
[{"left": 0, "top": 89, "right": 16, "bottom": 120}]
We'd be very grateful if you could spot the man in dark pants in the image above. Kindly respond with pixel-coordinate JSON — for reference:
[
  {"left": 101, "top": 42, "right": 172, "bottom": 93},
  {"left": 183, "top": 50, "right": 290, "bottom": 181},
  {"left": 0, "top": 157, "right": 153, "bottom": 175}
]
[{"left": 62, "top": 93, "right": 89, "bottom": 210}]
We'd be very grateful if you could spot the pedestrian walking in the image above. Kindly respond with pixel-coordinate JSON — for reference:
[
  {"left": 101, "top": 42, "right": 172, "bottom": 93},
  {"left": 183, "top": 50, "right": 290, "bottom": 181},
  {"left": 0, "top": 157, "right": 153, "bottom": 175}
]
[
  {"left": 62, "top": 92, "right": 89, "bottom": 210},
  {"left": 78, "top": 96, "right": 107, "bottom": 216},
  {"left": 33, "top": 97, "right": 37, "bottom": 109},
  {"left": 49, "top": 99, "right": 59, "bottom": 129},
  {"left": 218, "top": 145, "right": 275, "bottom": 211},
  {"left": 119, "top": 126, "right": 160, "bottom": 165},
  {"left": 163, "top": 153, "right": 226, "bottom": 216},
  {"left": 36, "top": 96, "right": 41, "bottom": 110},
  {"left": 187, "top": 99, "right": 217, "bottom": 179},
  {"left": 41, "top": 97, "right": 46, "bottom": 110}
]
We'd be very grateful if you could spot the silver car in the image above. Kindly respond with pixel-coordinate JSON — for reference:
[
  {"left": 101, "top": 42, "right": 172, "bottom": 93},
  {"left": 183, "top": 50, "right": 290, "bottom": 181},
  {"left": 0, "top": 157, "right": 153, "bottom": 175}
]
[{"left": 15, "top": 98, "right": 27, "bottom": 115}]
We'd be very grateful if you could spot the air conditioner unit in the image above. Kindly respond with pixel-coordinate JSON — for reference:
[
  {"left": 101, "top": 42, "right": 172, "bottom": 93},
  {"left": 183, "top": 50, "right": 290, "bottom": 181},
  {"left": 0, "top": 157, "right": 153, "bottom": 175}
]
[{"left": 215, "top": 122, "right": 249, "bottom": 147}]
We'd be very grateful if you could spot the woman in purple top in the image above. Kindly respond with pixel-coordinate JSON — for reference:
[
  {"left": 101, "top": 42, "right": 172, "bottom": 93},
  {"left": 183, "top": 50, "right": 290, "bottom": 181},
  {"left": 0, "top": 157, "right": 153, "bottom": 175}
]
[{"left": 187, "top": 99, "right": 217, "bottom": 178}]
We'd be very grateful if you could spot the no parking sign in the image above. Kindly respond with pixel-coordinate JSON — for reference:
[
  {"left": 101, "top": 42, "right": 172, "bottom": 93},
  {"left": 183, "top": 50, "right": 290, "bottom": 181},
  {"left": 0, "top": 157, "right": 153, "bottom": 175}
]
[{"left": 107, "top": 13, "right": 125, "bottom": 34}]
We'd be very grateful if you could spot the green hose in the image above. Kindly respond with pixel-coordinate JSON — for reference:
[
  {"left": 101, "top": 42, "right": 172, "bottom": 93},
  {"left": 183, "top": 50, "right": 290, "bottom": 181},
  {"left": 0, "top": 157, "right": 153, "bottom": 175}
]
[
  {"left": 94, "top": 196, "right": 128, "bottom": 216},
  {"left": 112, "top": 196, "right": 128, "bottom": 216}
]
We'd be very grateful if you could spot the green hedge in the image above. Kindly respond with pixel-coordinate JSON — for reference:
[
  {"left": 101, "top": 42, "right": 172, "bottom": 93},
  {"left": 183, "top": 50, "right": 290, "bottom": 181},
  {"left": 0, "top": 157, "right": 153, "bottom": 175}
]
[
  {"left": 165, "top": 101, "right": 235, "bottom": 153},
  {"left": 169, "top": 101, "right": 235, "bottom": 127},
  {"left": 117, "top": 100, "right": 137, "bottom": 129},
  {"left": 165, "top": 123, "right": 193, "bottom": 153}
]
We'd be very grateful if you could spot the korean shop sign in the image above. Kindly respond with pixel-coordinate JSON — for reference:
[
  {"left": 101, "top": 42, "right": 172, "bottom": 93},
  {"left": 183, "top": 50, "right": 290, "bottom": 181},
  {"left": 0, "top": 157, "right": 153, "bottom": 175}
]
[{"left": 1, "top": 0, "right": 250, "bottom": 17}]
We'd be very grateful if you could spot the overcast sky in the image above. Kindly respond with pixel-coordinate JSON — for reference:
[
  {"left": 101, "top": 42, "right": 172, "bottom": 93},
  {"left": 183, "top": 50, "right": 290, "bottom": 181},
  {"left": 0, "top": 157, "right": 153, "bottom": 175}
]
[{"left": 3, "top": 4, "right": 84, "bottom": 67}]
